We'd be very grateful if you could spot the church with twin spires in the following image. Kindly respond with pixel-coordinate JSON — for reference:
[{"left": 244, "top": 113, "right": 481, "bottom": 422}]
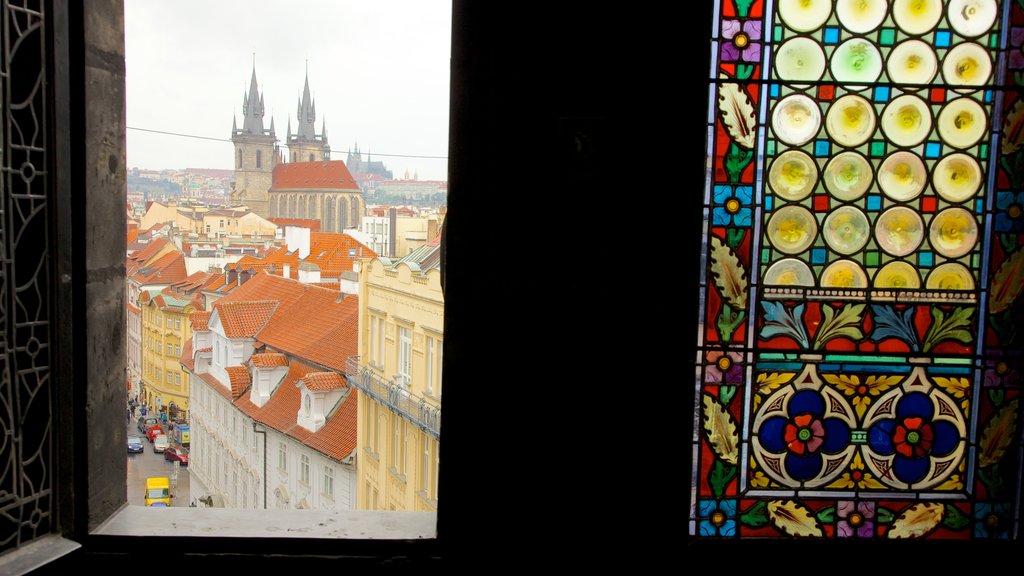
[{"left": 231, "top": 65, "right": 363, "bottom": 232}]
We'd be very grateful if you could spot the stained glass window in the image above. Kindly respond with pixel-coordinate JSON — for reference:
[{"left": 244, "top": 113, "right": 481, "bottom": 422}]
[{"left": 693, "top": 0, "right": 1023, "bottom": 540}]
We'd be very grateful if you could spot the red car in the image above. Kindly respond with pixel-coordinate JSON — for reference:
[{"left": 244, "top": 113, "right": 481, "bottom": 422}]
[
  {"left": 163, "top": 445, "right": 189, "bottom": 466},
  {"left": 145, "top": 425, "right": 165, "bottom": 442}
]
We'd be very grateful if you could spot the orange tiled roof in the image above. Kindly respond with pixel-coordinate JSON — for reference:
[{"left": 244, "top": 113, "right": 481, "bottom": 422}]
[
  {"left": 215, "top": 300, "right": 278, "bottom": 338},
  {"left": 234, "top": 360, "right": 357, "bottom": 460},
  {"left": 256, "top": 289, "right": 359, "bottom": 372},
  {"left": 225, "top": 366, "right": 251, "bottom": 399},
  {"left": 126, "top": 237, "right": 171, "bottom": 275},
  {"left": 269, "top": 218, "right": 320, "bottom": 232},
  {"left": 130, "top": 250, "right": 187, "bottom": 285},
  {"left": 270, "top": 160, "right": 360, "bottom": 191},
  {"left": 251, "top": 353, "right": 288, "bottom": 368},
  {"left": 197, "top": 371, "right": 233, "bottom": 401},
  {"left": 300, "top": 372, "right": 346, "bottom": 391},
  {"left": 190, "top": 311, "right": 211, "bottom": 331},
  {"left": 127, "top": 227, "right": 140, "bottom": 245},
  {"left": 212, "top": 271, "right": 308, "bottom": 309},
  {"left": 302, "top": 388, "right": 358, "bottom": 461},
  {"left": 303, "top": 233, "right": 377, "bottom": 277},
  {"left": 196, "top": 347, "right": 212, "bottom": 353},
  {"left": 180, "top": 338, "right": 194, "bottom": 371}
]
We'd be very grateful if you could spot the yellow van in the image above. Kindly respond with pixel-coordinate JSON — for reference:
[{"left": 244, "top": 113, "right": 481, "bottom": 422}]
[{"left": 145, "top": 477, "right": 171, "bottom": 507}]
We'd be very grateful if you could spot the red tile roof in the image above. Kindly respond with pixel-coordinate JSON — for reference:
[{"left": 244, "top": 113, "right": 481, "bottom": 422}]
[
  {"left": 190, "top": 311, "right": 211, "bottom": 331},
  {"left": 215, "top": 300, "right": 279, "bottom": 338},
  {"left": 270, "top": 218, "right": 320, "bottom": 232},
  {"left": 233, "top": 360, "right": 357, "bottom": 460},
  {"left": 130, "top": 250, "right": 187, "bottom": 285},
  {"left": 250, "top": 353, "right": 288, "bottom": 368},
  {"left": 196, "top": 347, "right": 212, "bottom": 353},
  {"left": 225, "top": 366, "right": 252, "bottom": 399},
  {"left": 180, "top": 338, "right": 194, "bottom": 371},
  {"left": 256, "top": 290, "right": 359, "bottom": 372},
  {"left": 126, "top": 237, "right": 171, "bottom": 276},
  {"left": 127, "top": 227, "right": 140, "bottom": 245},
  {"left": 197, "top": 371, "right": 233, "bottom": 401},
  {"left": 303, "top": 388, "right": 358, "bottom": 461},
  {"left": 270, "top": 161, "right": 360, "bottom": 191},
  {"left": 300, "top": 372, "right": 346, "bottom": 391}
]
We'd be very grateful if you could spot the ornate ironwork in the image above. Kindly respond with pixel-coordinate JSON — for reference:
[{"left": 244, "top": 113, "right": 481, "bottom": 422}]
[
  {"left": 0, "top": 0, "right": 53, "bottom": 554},
  {"left": 345, "top": 356, "right": 441, "bottom": 440}
]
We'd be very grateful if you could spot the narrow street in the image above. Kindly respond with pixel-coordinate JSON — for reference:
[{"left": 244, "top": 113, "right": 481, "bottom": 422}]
[{"left": 127, "top": 418, "right": 191, "bottom": 507}]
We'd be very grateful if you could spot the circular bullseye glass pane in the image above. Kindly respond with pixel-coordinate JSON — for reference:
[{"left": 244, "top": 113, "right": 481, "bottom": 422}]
[
  {"left": 823, "top": 206, "right": 870, "bottom": 255},
  {"left": 876, "top": 206, "right": 925, "bottom": 256},
  {"left": 769, "top": 150, "right": 818, "bottom": 201},
  {"left": 929, "top": 207, "right": 979, "bottom": 258},
  {"left": 925, "top": 262, "right": 976, "bottom": 290},
  {"left": 823, "top": 151, "right": 873, "bottom": 201},
  {"left": 826, "top": 94, "right": 877, "bottom": 147},
  {"left": 821, "top": 259, "right": 868, "bottom": 288},
  {"left": 773, "top": 94, "right": 822, "bottom": 146},
  {"left": 764, "top": 258, "right": 816, "bottom": 286},
  {"left": 874, "top": 261, "right": 922, "bottom": 289},
  {"left": 767, "top": 205, "right": 817, "bottom": 254},
  {"left": 933, "top": 153, "right": 982, "bottom": 203},
  {"left": 878, "top": 151, "right": 928, "bottom": 201}
]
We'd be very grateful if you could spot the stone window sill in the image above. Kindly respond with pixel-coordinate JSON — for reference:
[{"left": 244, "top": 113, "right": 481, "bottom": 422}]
[{"left": 92, "top": 505, "right": 436, "bottom": 539}]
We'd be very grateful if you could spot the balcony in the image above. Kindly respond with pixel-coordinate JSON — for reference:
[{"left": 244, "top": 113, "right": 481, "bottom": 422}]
[{"left": 345, "top": 356, "right": 441, "bottom": 440}]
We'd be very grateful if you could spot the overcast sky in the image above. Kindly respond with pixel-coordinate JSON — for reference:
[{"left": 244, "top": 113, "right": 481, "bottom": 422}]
[{"left": 125, "top": 0, "right": 451, "bottom": 181}]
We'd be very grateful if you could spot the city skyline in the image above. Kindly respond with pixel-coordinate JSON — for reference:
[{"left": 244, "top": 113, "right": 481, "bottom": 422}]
[{"left": 125, "top": 0, "right": 451, "bottom": 181}]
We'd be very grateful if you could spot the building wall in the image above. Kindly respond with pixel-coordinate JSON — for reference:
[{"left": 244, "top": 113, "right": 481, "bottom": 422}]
[
  {"left": 188, "top": 375, "right": 262, "bottom": 508},
  {"left": 269, "top": 191, "right": 364, "bottom": 232},
  {"left": 140, "top": 296, "right": 195, "bottom": 418},
  {"left": 288, "top": 142, "right": 328, "bottom": 164},
  {"left": 356, "top": 259, "right": 443, "bottom": 511},
  {"left": 264, "top": 427, "right": 356, "bottom": 511},
  {"left": 232, "top": 136, "right": 276, "bottom": 218},
  {"left": 199, "top": 212, "right": 277, "bottom": 237},
  {"left": 188, "top": 363, "right": 356, "bottom": 510}
]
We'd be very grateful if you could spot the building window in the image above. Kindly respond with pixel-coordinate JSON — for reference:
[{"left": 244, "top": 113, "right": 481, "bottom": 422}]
[
  {"left": 174, "top": 344, "right": 180, "bottom": 356},
  {"left": 391, "top": 415, "right": 400, "bottom": 469},
  {"left": 370, "top": 315, "right": 378, "bottom": 366},
  {"left": 300, "top": 454, "right": 310, "bottom": 485},
  {"left": 420, "top": 436, "right": 430, "bottom": 493},
  {"left": 256, "top": 149, "right": 262, "bottom": 168},
  {"left": 309, "top": 153, "right": 315, "bottom": 162},
  {"left": 166, "top": 317, "right": 172, "bottom": 328},
  {"left": 437, "top": 339, "right": 443, "bottom": 397},
  {"left": 156, "top": 369, "right": 161, "bottom": 381},
  {"left": 433, "top": 442, "right": 439, "bottom": 501},
  {"left": 372, "top": 402, "right": 380, "bottom": 454},
  {"left": 377, "top": 317, "right": 385, "bottom": 368},
  {"left": 278, "top": 441, "right": 287, "bottom": 472},
  {"left": 426, "top": 336, "right": 435, "bottom": 394},
  {"left": 237, "top": 148, "right": 242, "bottom": 168},
  {"left": 174, "top": 373, "right": 180, "bottom": 385},
  {"left": 166, "top": 372, "right": 172, "bottom": 384},
  {"left": 324, "top": 466, "right": 335, "bottom": 499},
  {"left": 242, "top": 476, "right": 249, "bottom": 509},
  {"left": 174, "top": 318, "right": 181, "bottom": 330},
  {"left": 166, "top": 343, "right": 172, "bottom": 354},
  {"left": 398, "top": 326, "right": 411, "bottom": 385},
  {"left": 401, "top": 421, "right": 408, "bottom": 476}
]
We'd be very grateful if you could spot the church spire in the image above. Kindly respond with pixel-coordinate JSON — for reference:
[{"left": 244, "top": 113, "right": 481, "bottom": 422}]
[
  {"left": 296, "top": 66, "right": 317, "bottom": 140},
  {"left": 241, "top": 62, "right": 267, "bottom": 135}
]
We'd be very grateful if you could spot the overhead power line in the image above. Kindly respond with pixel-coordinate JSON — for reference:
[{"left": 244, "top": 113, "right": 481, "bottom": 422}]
[{"left": 127, "top": 126, "right": 448, "bottom": 159}]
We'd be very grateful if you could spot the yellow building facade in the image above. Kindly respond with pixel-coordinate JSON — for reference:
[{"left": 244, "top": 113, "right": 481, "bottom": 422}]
[
  {"left": 140, "top": 290, "right": 197, "bottom": 420},
  {"left": 351, "top": 251, "right": 443, "bottom": 512}
]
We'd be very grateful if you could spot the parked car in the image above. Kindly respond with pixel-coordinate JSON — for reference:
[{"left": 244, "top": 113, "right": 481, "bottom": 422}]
[
  {"left": 137, "top": 415, "right": 158, "bottom": 433},
  {"left": 127, "top": 435, "right": 144, "bottom": 454},
  {"left": 163, "top": 445, "right": 189, "bottom": 466},
  {"left": 145, "top": 425, "right": 165, "bottom": 442},
  {"left": 152, "top": 434, "right": 169, "bottom": 453}
]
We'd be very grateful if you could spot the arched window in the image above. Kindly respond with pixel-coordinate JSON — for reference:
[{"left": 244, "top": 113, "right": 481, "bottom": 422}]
[
  {"left": 323, "top": 196, "right": 335, "bottom": 232},
  {"left": 236, "top": 148, "right": 242, "bottom": 168},
  {"left": 691, "top": 0, "right": 1022, "bottom": 541},
  {"left": 256, "top": 150, "right": 262, "bottom": 168},
  {"left": 309, "top": 153, "right": 315, "bottom": 162},
  {"left": 338, "top": 198, "right": 348, "bottom": 232},
  {"left": 289, "top": 195, "right": 297, "bottom": 218},
  {"left": 299, "top": 196, "right": 307, "bottom": 221}
]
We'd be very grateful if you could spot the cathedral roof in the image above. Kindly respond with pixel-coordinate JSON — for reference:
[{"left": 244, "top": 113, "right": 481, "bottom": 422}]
[{"left": 269, "top": 161, "right": 360, "bottom": 191}]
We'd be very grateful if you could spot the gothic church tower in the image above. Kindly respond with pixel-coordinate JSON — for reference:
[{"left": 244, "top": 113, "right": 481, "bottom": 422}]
[
  {"left": 231, "top": 64, "right": 280, "bottom": 218},
  {"left": 286, "top": 67, "right": 331, "bottom": 163}
]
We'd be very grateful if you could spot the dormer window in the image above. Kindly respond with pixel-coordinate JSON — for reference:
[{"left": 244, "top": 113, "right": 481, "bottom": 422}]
[{"left": 303, "top": 394, "right": 311, "bottom": 416}]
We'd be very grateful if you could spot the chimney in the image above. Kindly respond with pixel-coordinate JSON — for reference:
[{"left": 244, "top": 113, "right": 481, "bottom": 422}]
[
  {"left": 427, "top": 217, "right": 438, "bottom": 241},
  {"left": 285, "top": 225, "right": 310, "bottom": 259}
]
